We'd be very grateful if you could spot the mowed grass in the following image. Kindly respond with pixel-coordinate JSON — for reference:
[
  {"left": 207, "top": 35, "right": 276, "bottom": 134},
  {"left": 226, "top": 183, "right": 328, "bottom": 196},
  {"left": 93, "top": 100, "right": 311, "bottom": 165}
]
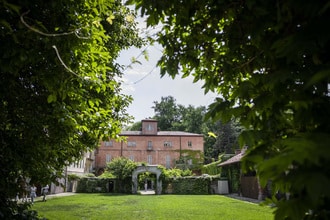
[{"left": 32, "top": 193, "right": 274, "bottom": 220}]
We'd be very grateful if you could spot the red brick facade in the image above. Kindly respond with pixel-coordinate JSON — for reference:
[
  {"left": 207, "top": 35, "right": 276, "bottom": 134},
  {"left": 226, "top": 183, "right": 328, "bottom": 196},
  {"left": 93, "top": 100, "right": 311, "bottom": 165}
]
[{"left": 94, "top": 119, "right": 204, "bottom": 171}]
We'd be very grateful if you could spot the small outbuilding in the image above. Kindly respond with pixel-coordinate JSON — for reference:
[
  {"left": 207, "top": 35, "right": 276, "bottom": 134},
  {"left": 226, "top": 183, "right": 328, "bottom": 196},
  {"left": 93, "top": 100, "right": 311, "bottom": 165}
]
[{"left": 218, "top": 147, "right": 266, "bottom": 200}]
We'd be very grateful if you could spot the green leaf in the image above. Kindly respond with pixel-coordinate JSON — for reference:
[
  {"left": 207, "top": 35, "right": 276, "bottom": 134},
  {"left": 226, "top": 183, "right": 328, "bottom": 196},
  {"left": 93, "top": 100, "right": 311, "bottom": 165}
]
[
  {"left": 305, "top": 69, "right": 330, "bottom": 88},
  {"left": 88, "top": 100, "right": 94, "bottom": 107},
  {"left": 47, "top": 94, "right": 57, "bottom": 103}
]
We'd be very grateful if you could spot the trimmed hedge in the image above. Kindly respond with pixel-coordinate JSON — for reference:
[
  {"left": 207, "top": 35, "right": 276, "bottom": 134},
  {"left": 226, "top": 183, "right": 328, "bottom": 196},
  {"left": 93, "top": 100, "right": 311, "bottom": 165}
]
[
  {"left": 164, "top": 175, "right": 220, "bottom": 195},
  {"left": 76, "top": 177, "right": 110, "bottom": 193},
  {"left": 76, "top": 175, "right": 220, "bottom": 195},
  {"left": 76, "top": 177, "right": 132, "bottom": 193}
]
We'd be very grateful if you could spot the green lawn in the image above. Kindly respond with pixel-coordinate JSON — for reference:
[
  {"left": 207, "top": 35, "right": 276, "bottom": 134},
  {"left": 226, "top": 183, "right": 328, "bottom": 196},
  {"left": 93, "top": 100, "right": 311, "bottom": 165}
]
[{"left": 32, "top": 193, "right": 274, "bottom": 220}]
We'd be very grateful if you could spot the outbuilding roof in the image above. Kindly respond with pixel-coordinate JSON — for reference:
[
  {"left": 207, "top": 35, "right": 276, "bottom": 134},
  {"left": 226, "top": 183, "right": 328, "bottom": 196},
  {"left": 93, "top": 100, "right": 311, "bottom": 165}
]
[{"left": 218, "top": 147, "right": 247, "bottom": 167}]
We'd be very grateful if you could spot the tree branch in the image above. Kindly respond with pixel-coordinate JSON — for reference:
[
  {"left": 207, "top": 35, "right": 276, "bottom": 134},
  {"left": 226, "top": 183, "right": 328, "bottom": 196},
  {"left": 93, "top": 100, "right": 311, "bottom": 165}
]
[{"left": 20, "top": 10, "right": 89, "bottom": 39}]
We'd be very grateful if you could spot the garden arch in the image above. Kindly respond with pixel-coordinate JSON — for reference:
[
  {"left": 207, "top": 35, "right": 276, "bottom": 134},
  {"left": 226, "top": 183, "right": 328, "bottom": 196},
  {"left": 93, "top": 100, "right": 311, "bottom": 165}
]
[{"left": 132, "top": 165, "right": 162, "bottom": 194}]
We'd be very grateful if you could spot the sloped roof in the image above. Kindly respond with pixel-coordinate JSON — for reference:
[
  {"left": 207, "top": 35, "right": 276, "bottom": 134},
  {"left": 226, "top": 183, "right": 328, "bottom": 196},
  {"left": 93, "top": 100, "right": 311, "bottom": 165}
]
[
  {"left": 120, "top": 131, "right": 203, "bottom": 136},
  {"left": 218, "top": 148, "right": 247, "bottom": 167}
]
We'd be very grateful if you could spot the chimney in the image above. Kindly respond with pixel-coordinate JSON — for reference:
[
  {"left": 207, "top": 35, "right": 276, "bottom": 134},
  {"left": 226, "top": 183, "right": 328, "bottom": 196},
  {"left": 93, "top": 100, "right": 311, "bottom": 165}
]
[{"left": 141, "top": 119, "right": 158, "bottom": 135}]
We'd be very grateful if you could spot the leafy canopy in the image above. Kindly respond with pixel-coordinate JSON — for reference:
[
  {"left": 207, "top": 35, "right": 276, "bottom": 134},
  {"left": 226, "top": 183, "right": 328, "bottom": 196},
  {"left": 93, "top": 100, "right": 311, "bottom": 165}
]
[
  {"left": 128, "top": 0, "right": 330, "bottom": 219},
  {"left": 106, "top": 157, "right": 138, "bottom": 180},
  {"left": 0, "top": 0, "right": 142, "bottom": 218}
]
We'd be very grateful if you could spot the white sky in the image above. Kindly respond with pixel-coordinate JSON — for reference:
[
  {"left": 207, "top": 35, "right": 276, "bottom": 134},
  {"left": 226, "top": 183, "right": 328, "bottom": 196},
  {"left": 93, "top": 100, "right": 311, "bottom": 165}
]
[{"left": 116, "top": 16, "right": 216, "bottom": 123}]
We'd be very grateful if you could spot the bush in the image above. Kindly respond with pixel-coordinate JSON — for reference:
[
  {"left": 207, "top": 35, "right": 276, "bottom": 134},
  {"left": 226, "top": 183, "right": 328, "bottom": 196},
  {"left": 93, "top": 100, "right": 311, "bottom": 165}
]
[
  {"left": 76, "top": 177, "right": 109, "bottom": 193},
  {"left": 68, "top": 173, "right": 81, "bottom": 182},
  {"left": 84, "top": 173, "right": 96, "bottom": 178},
  {"left": 99, "top": 171, "right": 116, "bottom": 179}
]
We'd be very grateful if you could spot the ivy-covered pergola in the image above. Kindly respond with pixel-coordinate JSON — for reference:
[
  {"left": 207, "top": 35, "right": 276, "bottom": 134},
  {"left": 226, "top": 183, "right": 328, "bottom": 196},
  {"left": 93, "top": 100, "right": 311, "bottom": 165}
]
[{"left": 132, "top": 165, "right": 162, "bottom": 195}]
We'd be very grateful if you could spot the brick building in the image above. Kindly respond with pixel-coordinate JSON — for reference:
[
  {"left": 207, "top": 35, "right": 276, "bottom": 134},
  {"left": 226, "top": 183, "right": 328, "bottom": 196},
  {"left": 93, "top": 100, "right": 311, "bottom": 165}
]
[{"left": 94, "top": 119, "right": 204, "bottom": 173}]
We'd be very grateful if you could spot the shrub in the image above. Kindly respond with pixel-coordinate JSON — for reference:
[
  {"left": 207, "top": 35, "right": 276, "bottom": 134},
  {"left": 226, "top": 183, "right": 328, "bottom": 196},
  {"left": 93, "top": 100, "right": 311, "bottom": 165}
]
[
  {"left": 68, "top": 173, "right": 81, "bottom": 182},
  {"left": 99, "top": 171, "right": 116, "bottom": 178},
  {"left": 163, "top": 175, "right": 220, "bottom": 195},
  {"left": 76, "top": 177, "right": 109, "bottom": 193}
]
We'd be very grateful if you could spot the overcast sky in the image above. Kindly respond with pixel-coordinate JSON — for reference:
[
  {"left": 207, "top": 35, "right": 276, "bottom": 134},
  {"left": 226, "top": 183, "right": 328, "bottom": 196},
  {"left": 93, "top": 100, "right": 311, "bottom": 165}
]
[{"left": 116, "top": 16, "right": 216, "bottom": 123}]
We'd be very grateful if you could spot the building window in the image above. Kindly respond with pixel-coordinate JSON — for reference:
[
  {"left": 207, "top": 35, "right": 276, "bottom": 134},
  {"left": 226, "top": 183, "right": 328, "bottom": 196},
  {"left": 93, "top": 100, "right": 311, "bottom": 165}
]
[
  {"left": 164, "top": 141, "right": 172, "bottom": 147},
  {"left": 104, "top": 141, "right": 113, "bottom": 147},
  {"left": 129, "top": 155, "right": 134, "bottom": 161},
  {"left": 73, "top": 161, "right": 78, "bottom": 168},
  {"left": 166, "top": 155, "right": 171, "bottom": 168},
  {"left": 127, "top": 141, "right": 136, "bottom": 147},
  {"left": 147, "top": 141, "right": 153, "bottom": 150},
  {"left": 147, "top": 124, "right": 153, "bottom": 131},
  {"left": 106, "top": 154, "right": 111, "bottom": 163},
  {"left": 188, "top": 141, "right": 192, "bottom": 148},
  {"left": 147, "top": 155, "right": 152, "bottom": 164}
]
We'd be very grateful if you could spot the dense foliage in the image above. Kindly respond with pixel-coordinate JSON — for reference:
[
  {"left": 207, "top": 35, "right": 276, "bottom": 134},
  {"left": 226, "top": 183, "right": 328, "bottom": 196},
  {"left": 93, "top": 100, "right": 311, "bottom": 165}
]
[
  {"left": 158, "top": 165, "right": 193, "bottom": 180},
  {"left": 0, "top": 0, "right": 142, "bottom": 218},
  {"left": 128, "top": 0, "right": 330, "bottom": 219},
  {"left": 170, "top": 176, "right": 211, "bottom": 195},
  {"left": 157, "top": 165, "right": 218, "bottom": 195},
  {"left": 106, "top": 157, "right": 138, "bottom": 192},
  {"left": 212, "top": 120, "right": 242, "bottom": 155},
  {"left": 201, "top": 159, "right": 222, "bottom": 176},
  {"left": 76, "top": 177, "right": 110, "bottom": 193},
  {"left": 152, "top": 96, "right": 180, "bottom": 130},
  {"left": 106, "top": 157, "right": 138, "bottom": 180}
]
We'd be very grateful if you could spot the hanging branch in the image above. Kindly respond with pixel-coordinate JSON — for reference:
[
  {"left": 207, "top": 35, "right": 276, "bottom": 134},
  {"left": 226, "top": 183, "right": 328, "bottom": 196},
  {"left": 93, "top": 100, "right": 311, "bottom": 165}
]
[
  {"left": 52, "top": 45, "right": 82, "bottom": 78},
  {"left": 20, "top": 10, "right": 89, "bottom": 39},
  {"left": 20, "top": 11, "right": 92, "bottom": 79}
]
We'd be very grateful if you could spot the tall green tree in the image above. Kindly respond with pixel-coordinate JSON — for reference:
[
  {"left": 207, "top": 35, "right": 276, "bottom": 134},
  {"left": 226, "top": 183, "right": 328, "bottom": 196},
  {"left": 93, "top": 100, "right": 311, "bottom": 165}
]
[
  {"left": 212, "top": 120, "right": 241, "bottom": 155},
  {"left": 128, "top": 0, "right": 330, "bottom": 219},
  {"left": 0, "top": 0, "right": 142, "bottom": 218},
  {"left": 152, "top": 96, "right": 181, "bottom": 130},
  {"left": 152, "top": 96, "right": 207, "bottom": 133},
  {"left": 128, "top": 121, "right": 142, "bottom": 131},
  {"left": 172, "top": 105, "right": 205, "bottom": 134}
]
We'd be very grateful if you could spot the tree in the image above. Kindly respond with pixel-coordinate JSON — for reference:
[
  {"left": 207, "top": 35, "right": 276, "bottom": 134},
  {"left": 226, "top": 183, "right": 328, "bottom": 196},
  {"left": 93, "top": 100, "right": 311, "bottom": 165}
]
[
  {"left": 106, "top": 157, "right": 137, "bottom": 192},
  {"left": 127, "top": 121, "right": 142, "bottom": 131},
  {"left": 172, "top": 105, "right": 205, "bottom": 134},
  {"left": 128, "top": 0, "right": 330, "bottom": 219},
  {"left": 152, "top": 95, "right": 206, "bottom": 133},
  {"left": 212, "top": 120, "right": 241, "bottom": 155},
  {"left": 152, "top": 96, "right": 181, "bottom": 130},
  {"left": 0, "top": 0, "right": 142, "bottom": 217}
]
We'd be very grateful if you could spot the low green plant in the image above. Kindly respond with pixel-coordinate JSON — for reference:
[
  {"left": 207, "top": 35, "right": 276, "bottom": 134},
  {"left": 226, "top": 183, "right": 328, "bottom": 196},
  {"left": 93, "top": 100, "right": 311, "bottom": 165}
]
[{"left": 84, "top": 173, "right": 96, "bottom": 178}]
